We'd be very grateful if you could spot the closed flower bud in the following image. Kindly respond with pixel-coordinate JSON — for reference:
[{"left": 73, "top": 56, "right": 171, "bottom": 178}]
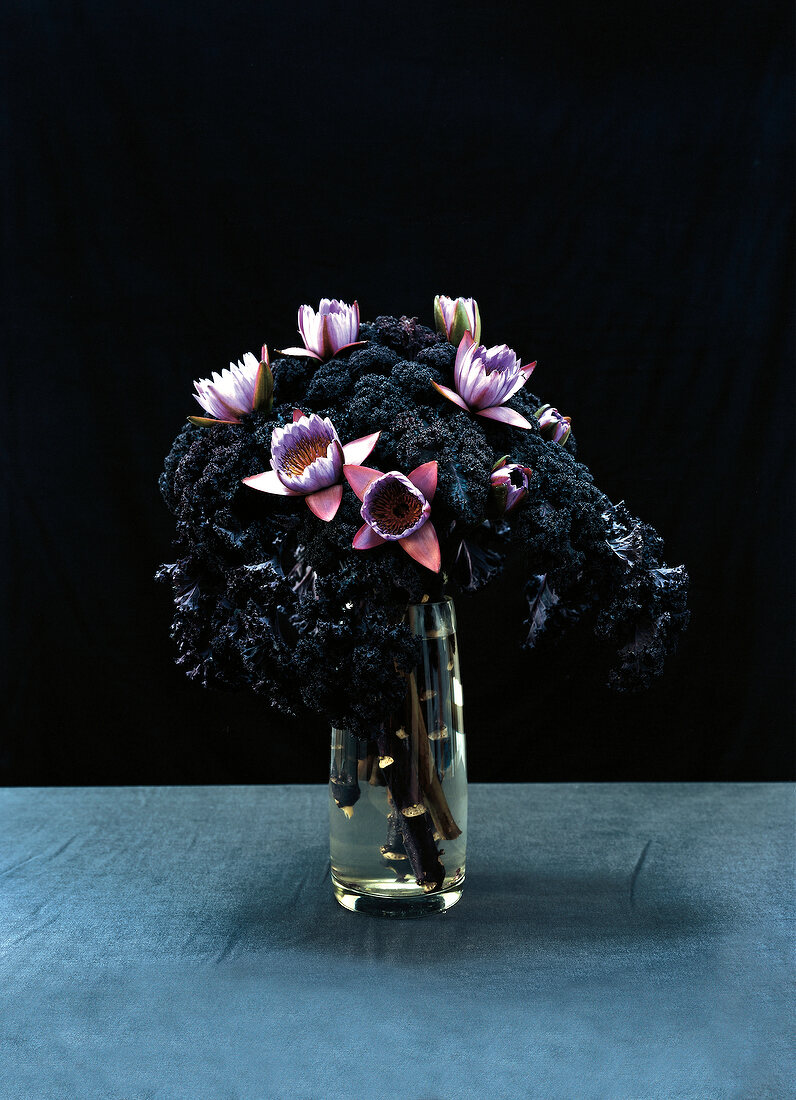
[
  {"left": 535, "top": 404, "right": 572, "bottom": 444},
  {"left": 490, "top": 459, "right": 533, "bottom": 514},
  {"left": 433, "top": 295, "right": 482, "bottom": 345}
]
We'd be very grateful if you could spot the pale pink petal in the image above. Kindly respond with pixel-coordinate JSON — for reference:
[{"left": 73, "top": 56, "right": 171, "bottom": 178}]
[
  {"left": 279, "top": 346, "right": 322, "bottom": 359},
  {"left": 194, "top": 388, "right": 239, "bottom": 421},
  {"left": 453, "top": 333, "right": 476, "bottom": 392},
  {"left": 343, "top": 464, "right": 383, "bottom": 501},
  {"left": 241, "top": 469, "right": 302, "bottom": 496},
  {"left": 400, "top": 522, "right": 441, "bottom": 573},
  {"left": 352, "top": 523, "right": 387, "bottom": 550},
  {"left": 407, "top": 460, "right": 437, "bottom": 502},
  {"left": 476, "top": 405, "right": 534, "bottom": 429},
  {"left": 332, "top": 340, "right": 368, "bottom": 354},
  {"left": 305, "top": 483, "right": 344, "bottom": 521},
  {"left": 298, "top": 305, "right": 323, "bottom": 356},
  {"left": 431, "top": 381, "right": 470, "bottom": 412},
  {"left": 341, "top": 432, "right": 380, "bottom": 465}
]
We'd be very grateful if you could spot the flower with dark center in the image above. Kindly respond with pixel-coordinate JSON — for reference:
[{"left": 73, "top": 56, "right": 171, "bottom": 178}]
[
  {"left": 280, "top": 298, "right": 366, "bottom": 361},
  {"left": 431, "top": 332, "right": 536, "bottom": 429},
  {"left": 343, "top": 461, "right": 441, "bottom": 572},
  {"left": 242, "top": 410, "right": 379, "bottom": 521},
  {"left": 433, "top": 294, "right": 481, "bottom": 345},
  {"left": 490, "top": 457, "right": 534, "bottom": 514},
  {"left": 535, "top": 403, "right": 572, "bottom": 444},
  {"left": 189, "top": 346, "right": 274, "bottom": 426}
]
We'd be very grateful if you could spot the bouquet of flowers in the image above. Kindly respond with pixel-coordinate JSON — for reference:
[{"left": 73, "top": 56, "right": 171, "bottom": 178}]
[
  {"left": 158, "top": 295, "right": 688, "bottom": 900},
  {"left": 158, "top": 295, "right": 688, "bottom": 728}
]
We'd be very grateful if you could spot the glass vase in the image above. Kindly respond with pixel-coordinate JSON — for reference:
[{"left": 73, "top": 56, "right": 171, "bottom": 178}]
[{"left": 329, "top": 597, "right": 467, "bottom": 916}]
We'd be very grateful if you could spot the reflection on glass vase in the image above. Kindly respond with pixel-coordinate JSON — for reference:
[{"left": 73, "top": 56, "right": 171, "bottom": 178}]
[{"left": 329, "top": 597, "right": 467, "bottom": 917}]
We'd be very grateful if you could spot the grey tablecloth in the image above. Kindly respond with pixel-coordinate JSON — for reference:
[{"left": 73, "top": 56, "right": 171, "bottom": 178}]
[{"left": 0, "top": 784, "right": 792, "bottom": 1099}]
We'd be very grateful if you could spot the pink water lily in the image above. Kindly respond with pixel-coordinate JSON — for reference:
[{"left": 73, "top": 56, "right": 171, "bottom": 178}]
[
  {"left": 343, "top": 461, "right": 441, "bottom": 573},
  {"left": 490, "top": 458, "right": 534, "bottom": 514},
  {"left": 280, "top": 298, "right": 366, "bottom": 361},
  {"left": 434, "top": 295, "right": 481, "bottom": 345},
  {"left": 189, "top": 346, "right": 274, "bottom": 426},
  {"left": 535, "top": 404, "right": 572, "bottom": 444},
  {"left": 431, "top": 332, "right": 536, "bottom": 429},
  {"left": 242, "top": 411, "right": 379, "bottom": 521}
]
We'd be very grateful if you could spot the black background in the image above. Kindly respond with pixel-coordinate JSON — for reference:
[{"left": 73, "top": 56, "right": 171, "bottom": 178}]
[{"left": 3, "top": 0, "right": 793, "bottom": 784}]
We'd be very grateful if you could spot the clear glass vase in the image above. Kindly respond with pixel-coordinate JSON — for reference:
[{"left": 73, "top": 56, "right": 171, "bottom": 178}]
[{"left": 329, "top": 597, "right": 467, "bottom": 916}]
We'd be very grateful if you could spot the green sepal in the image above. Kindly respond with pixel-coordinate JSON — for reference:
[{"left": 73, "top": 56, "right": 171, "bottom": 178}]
[
  {"left": 491, "top": 454, "right": 510, "bottom": 472},
  {"left": 449, "top": 298, "right": 472, "bottom": 346},
  {"left": 253, "top": 358, "right": 274, "bottom": 414},
  {"left": 188, "top": 415, "right": 224, "bottom": 427},
  {"left": 473, "top": 299, "right": 482, "bottom": 344},
  {"left": 433, "top": 295, "right": 446, "bottom": 336},
  {"left": 487, "top": 483, "right": 509, "bottom": 519},
  {"left": 534, "top": 404, "right": 551, "bottom": 420}
]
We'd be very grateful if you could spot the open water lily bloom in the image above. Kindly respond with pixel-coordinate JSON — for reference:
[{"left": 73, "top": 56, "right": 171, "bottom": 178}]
[
  {"left": 343, "top": 461, "right": 441, "bottom": 573},
  {"left": 432, "top": 332, "right": 536, "bottom": 429},
  {"left": 281, "top": 299, "right": 365, "bottom": 361},
  {"left": 190, "top": 348, "right": 273, "bottom": 426},
  {"left": 242, "top": 411, "right": 379, "bottom": 521}
]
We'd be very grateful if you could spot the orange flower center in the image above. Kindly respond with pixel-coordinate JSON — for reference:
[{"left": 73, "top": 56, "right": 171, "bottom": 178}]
[
  {"left": 280, "top": 433, "right": 331, "bottom": 478},
  {"left": 368, "top": 480, "right": 423, "bottom": 536}
]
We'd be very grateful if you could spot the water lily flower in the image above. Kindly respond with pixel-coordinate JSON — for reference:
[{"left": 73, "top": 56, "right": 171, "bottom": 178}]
[
  {"left": 489, "top": 457, "right": 534, "bottom": 514},
  {"left": 434, "top": 295, "right": 481, "bottom": 345},
  {"left": 535, "top": 404, "right": 571, "bottom": 444},
  {"left": 280, "top": 298, "right": 365, "bottom": 361},
  {"left": 189, "top": 346, "right": 274, "bottom": 426},
  {"left": 431, "top": 332, "right": 536, "bottom": 429},
  {"left": 343, "top": 461, "right": 441, "bottom": 573},
  {"left": 242, "top": 411, "right": 379, "bottom": 521}
]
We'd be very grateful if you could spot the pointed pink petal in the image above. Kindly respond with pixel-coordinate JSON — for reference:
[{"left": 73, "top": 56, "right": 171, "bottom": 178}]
[
  {"left": 431, "top": 380, "right": 470, "bottom": 412},
  {"left": 477, "top": 405, "right": 534, "bottom": 430},
  {"left": 333, "top": 339, "right": 368, "bottom": 354},
  {"left": 342, "top": 431, "right": 380, "bottom": 465},
  {"left": 278, "top": 347, "right": 322, "bottom": 360},
  {"left": 352, "top": 523, "right": 387, "bottom": 549},
  {"left": 400, "top": 522, "right": 441, "bottom": 573},
  {"left": 241, "top": 469, "right": 302, "bottom": 496},
  {"left": 343, "top": 464, "right": 383, "bottom": 501},
  {"left": 522, "top": 361, "right": 537, "bottom": 376},
  {"left": 292, "top": 408, "right": 305, "bottom": 422},
  {"left": 407, "top": 460, "right": 438, "bottom": 502},
  {"left": 305, "top": 482, "right": 343, "bottom": 521}
]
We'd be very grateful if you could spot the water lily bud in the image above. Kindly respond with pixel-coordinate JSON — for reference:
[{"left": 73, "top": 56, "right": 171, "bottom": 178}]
[
  {"left": 433, "top": 295, "right": 482, "bottom": 345},
  {"left": 489, "top": 460, "right": 533, "bottom": 514},
  {"left": 252, "top": 345, "right": 274, "bottom": 414},
  {"left": 535, "top": 404, "right": 572, "bottom": 444}
]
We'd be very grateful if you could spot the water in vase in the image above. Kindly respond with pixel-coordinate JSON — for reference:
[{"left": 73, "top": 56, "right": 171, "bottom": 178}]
[{"left": 329, "top": 599, "right": 467, "bottom": 916}]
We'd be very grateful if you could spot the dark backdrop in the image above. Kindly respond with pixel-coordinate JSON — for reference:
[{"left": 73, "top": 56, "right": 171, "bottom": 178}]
[{"left": 2, "top": 0, "right": 793, "bottom": 784}]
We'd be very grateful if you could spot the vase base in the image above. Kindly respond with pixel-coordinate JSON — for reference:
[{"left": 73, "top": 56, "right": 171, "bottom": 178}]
[{"left": 331, "top": 874, "right": 464, "bottom": 918}]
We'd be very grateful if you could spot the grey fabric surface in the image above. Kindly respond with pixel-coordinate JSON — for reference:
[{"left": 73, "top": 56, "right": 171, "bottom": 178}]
[{"left": 0, "top": 783, "right": 792, "bottom": 1100}]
